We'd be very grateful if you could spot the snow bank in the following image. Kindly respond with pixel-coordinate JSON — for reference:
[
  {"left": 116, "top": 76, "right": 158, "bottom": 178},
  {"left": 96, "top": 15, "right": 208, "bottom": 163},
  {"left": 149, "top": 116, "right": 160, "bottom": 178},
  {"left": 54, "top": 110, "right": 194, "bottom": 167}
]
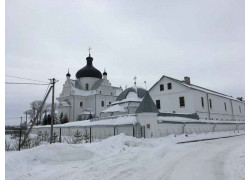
[{"left": 5, "top": 131, "right": 245, "bottom": 180}]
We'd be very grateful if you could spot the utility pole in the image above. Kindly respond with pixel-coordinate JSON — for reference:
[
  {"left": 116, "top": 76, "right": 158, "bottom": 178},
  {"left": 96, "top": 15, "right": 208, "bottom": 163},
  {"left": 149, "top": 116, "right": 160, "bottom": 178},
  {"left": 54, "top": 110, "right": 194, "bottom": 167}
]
[
  {"left": 21, "top": 86, "right": 53, "bottom": 147},
  {"left": 25, "top": 111, "right": 27, "bottom": 128},
  {"left": 50, "top": 78, "right": 55, "bottom": 144},
  {"left": 19, "top": 116, "right": 22, "bottom": 151}
]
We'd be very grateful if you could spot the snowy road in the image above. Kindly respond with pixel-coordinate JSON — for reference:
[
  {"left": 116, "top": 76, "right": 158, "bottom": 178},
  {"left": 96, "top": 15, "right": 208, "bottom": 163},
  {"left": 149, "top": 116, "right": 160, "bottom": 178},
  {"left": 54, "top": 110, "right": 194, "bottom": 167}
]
[{"left": 6, "top": 132, "right": 245, "bottom": 180}]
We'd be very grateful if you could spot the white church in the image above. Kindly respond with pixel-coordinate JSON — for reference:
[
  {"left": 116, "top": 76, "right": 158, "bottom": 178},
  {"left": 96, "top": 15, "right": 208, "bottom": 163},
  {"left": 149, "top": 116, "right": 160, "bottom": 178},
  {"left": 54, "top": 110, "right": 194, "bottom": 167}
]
[
  {"left": 35, "top": 50, "right": 245, "bottom": 139},
  {"left": 57, "top": 53, "right": 122, "bottom": 122}
]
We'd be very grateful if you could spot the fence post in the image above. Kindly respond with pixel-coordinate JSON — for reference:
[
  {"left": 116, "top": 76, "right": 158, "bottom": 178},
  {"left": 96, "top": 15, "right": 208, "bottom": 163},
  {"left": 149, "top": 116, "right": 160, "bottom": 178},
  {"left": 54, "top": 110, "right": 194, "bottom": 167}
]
[
  {"left": 18, "top": 128, "right": 22, "bottom": 151},
  {"left": 59, "top": 128, "right": 61, "bottom": 143},
  {"left": 182, "top": 123, "right": 186, "bottom": 134},
  {"left": 89, "top": 127, "right": 91, "bottom": 143},
  {"left": 114, "top": 126, "right": 116, "bottom": 136},
  {"left": 133, "top": 126, "right": 135, "bottom": 137},
  {"left": 144, "top": 126, "right": 145, "bottom": 138},
  {"left": 140, "top": 126, "right": 142, "bottom": 138}
]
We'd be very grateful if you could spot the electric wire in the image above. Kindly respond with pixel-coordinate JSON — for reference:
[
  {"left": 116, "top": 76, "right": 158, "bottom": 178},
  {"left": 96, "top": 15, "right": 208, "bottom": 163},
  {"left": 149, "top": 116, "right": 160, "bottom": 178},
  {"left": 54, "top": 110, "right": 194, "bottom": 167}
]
[
  {"left": 5, "top": 75, "right": 49, "bottom": 83},
  {"left": 5, "top": 82, "right": 50, "bottom": 85}
]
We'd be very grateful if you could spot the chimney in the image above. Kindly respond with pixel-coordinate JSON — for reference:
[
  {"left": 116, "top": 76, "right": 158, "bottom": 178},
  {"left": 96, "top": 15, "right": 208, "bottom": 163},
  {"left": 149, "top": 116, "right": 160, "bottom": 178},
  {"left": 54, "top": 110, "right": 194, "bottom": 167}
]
[{"left": 184, "top": 76, "right": 190, "bottom": 85}]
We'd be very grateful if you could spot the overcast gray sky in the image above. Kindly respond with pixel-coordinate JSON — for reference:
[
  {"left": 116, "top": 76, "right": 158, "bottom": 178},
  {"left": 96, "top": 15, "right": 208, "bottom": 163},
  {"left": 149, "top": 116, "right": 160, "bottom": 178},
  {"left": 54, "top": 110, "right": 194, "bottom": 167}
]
[{"left": 6, "top": 0, "right": 245, "bottom": 125}]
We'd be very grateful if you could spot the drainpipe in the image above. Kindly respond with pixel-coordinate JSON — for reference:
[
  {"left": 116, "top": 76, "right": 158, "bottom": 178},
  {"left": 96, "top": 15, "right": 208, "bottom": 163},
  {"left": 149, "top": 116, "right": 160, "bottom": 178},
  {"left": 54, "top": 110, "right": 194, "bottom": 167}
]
[
  {"left": 95, "top": 94, "right": 96, "bottom": 117},
  {"left": 230, "top": 100, "right": 234, "bottom": 121},
  {"left": 182, "top": 123, "right": 186, "bottom": 134},
  {"left": 127, "top": 102, "right": 130, "bottom": 114},
  {"left": 72, "top": 95, "right": 75, "bottom": 122},
  {"left": 206, "top": 93, "right": 211, "bottom": 120},
  {"left": 213, "top": 124, "right": 216, "bottom": 132}
]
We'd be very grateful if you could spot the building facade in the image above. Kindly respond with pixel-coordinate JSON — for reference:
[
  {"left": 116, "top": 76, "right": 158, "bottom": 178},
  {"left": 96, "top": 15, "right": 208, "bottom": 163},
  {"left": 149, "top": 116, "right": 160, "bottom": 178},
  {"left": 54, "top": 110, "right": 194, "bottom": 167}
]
[{"left": 149, "top": 76, "right": 245, "bottom": 121}]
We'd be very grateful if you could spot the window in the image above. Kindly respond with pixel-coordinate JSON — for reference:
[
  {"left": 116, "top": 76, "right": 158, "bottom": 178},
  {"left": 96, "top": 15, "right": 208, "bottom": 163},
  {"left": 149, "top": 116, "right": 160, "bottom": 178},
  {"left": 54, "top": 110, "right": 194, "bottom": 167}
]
[
  {"left": 167, "top": 83, "right": 172, "bottom": 90},
  {"left": 224, "top": 102, "right": 227, "bottom": 111},
  {"left": 80, "top": 102, "right": 83, "bottom": 107},
  {"left": 101, "top": 101, "right": 104, "bottom": 107},
  {"left": 201, "top": 97, "right": 204, "bottom": 107},
  {"left": 239, "top": 106, "right": 241, "bottom": 113},
  {"left": 179, "top": 96, "right": 185, "bottom": 107},
  {"left": 156, "top": 100, "right": 161, "bottom": 109},
  {"left": 86, "top": 84, "right": 89, "bottom": 90},
  {"left": 146, "top": 124, "right": 150, "bottom": 129},
  {"left": 209, "top": 99, "right": 212, "bottom": 108},
  {"left": 160, "top": 84, "right": 164, "bottom": 91},
  {"left": 100, "top": 91, "right": 102, "bottom": 94}
]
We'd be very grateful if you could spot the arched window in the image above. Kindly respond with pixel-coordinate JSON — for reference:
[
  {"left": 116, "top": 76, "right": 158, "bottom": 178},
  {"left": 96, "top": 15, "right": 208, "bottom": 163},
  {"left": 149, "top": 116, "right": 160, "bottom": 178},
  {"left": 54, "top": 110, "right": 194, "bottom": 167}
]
[{"left": 86, "top": 83, "right": 89, "bottom": 90}]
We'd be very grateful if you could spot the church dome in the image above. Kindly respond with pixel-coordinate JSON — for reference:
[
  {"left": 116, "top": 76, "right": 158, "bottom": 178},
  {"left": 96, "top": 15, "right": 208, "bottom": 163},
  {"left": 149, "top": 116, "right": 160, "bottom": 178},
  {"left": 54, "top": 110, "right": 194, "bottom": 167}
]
[
  {"left": 76, "top": 55, "right": 102, "bottom": 79},
  {"left": 116, "top": 86, "right": 147, "bottom": 101}
]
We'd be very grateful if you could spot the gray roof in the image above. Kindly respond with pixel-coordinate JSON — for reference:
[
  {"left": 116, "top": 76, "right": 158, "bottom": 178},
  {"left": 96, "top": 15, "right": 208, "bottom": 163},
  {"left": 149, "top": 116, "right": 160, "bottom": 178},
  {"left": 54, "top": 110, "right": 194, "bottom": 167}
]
[
  {"left": 116, "top": 87, "right": 147, "bottom": 101},
  {"left": 158, "top": 113, "right": 199, "bottom": 120},
  {"left": 135, "top": 92, "right": 159, "bottom": 113},
  {"left": 91, "top": 79, "right": 104, "bottom": 90},
  {"left": 72, "top": 80, "right": 83, "bottom": 90}
]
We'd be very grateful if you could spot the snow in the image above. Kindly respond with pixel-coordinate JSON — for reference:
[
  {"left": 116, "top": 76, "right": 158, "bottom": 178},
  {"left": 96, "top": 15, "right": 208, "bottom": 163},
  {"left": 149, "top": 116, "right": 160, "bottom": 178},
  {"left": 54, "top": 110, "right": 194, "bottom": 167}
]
[
  {"left": 33, "top": 115, "right": 137, "bottom": 128},
  {"left": 158, "top": 116, "right": 244, "bottom": 124},
  {"left": 60, "top": 101, "right": 70, "bottom": 107},
  {"left": 71, "top": 86, "right": 93, "bottom": 96},
  {"left": 110, "top": 97, "right": 142, "bottom": 105},
  {"left": 102, "top": 104, "right": 127, "bottom": 113},
  {"left": 5, "top": 131, "right": 244, "bottom": 180}
]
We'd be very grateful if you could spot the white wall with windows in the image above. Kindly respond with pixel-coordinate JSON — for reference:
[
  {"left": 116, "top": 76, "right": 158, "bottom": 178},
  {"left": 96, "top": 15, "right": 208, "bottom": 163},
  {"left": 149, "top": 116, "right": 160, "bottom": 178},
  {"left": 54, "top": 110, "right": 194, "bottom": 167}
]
[{"left": 149, "top": 76, "right": 245, "bottom": 122}]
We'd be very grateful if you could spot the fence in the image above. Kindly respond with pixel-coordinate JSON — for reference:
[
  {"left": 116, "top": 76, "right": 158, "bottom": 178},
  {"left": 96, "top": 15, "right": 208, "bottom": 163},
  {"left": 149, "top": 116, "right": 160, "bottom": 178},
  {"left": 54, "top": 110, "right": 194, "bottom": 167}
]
[
  {"left": 31, "top": 121, "right": 245, "bottom": 142},
  {"left": 32, "top": 124, "right": 146, "bottom": 144}
]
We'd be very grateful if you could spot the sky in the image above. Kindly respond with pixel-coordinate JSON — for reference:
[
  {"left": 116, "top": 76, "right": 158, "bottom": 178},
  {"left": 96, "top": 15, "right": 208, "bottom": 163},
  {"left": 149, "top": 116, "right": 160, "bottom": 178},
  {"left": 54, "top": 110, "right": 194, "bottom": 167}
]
[{"left": 5, "top": 0, "right": 245, "bottom": 125}]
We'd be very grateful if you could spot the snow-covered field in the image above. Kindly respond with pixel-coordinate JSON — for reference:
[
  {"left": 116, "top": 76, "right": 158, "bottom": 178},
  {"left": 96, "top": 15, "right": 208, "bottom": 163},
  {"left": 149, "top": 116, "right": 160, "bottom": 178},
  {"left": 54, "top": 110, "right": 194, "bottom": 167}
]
[{"left": 6, "top": 131, "right": 245, "bottom": 180}]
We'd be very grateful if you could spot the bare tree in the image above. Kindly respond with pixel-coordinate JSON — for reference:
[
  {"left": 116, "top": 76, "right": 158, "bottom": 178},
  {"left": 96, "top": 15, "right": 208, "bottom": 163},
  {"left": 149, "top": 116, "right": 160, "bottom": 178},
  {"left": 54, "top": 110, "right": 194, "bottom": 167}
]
[{"left": 27, "top": 100, "right": 58, "bottom": 125}]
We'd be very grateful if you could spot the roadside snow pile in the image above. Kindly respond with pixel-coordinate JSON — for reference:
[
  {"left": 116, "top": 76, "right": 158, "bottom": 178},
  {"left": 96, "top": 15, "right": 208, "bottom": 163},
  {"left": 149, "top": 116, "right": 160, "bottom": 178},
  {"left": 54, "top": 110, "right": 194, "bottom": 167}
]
[{"left": 5, "top": 131, "right": 245, "bottom": 180}]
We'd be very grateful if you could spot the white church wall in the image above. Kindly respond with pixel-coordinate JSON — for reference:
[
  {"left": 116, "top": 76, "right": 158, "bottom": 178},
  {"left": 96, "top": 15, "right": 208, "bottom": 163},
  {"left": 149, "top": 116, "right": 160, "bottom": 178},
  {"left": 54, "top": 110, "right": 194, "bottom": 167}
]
[
  {"left": 79, "top": 77, "right": 100, "bottom": 90},
  {"left": 94, "top": 95, "right": 118, "bottom": 117},
  {"left": 70, "top": 95, "right": 88, "bottom": 121}
]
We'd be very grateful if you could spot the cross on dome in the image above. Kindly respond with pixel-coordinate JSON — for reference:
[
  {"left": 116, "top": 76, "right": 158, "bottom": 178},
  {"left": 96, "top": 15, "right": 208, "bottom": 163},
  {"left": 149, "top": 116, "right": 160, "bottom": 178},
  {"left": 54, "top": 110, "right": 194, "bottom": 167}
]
[
  {"left": 88, "top": 46, "right": 92, "bottom": 56},
  {"left": 133, "top": 76, "right": 137, "bottom": 85}
]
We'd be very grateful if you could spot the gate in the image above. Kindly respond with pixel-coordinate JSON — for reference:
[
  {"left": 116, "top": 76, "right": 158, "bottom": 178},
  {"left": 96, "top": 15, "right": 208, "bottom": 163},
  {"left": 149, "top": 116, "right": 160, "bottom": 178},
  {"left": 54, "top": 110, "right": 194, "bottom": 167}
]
[{"left": 133, "top": 123, "right": 145, "bottom": 138}]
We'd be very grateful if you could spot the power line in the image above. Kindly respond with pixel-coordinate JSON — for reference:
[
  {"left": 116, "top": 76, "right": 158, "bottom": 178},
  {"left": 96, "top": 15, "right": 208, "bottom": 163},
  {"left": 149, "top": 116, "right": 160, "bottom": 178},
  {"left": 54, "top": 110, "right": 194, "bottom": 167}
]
[
  {"left": 5, "top": 75, "right": 49, "bottom": 83},
  {"left": 5, "top": 82, "right": 50, "bottom": 85}
]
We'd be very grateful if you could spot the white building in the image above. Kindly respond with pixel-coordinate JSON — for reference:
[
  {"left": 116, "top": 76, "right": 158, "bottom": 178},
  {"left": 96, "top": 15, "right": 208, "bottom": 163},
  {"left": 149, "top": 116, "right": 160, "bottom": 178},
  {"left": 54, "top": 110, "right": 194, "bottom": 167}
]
[
  {"left": 57, "top": 53, "right": 122, "bottom": 122},
  {"left": 101, "top": 86, "right": 147, "bottom": 117},
  {"left": 149, "top": 76, "right": 245, "bottom": 121}
]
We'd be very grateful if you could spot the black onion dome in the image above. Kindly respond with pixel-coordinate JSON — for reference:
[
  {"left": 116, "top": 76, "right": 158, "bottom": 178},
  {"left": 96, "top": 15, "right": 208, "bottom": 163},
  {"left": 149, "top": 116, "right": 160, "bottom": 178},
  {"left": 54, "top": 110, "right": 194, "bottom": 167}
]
[
  {"left": 76, "top": 56, "right": 102, "bottom": 79},
  {"left": 116, "top": 87, "right": 147, "bottom": 101},
  {"left": 66, "top": 69, "right": 71, "bottom": 77}
]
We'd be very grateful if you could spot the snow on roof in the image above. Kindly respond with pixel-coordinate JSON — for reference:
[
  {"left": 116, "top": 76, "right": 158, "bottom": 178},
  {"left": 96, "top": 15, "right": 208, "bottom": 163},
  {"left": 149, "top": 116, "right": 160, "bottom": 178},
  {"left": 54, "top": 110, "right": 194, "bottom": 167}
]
[
  {"left": 102, "top": 104, "right": 127, "bottom": 113},
  {"left": 158, "top": 116, "right": 244, "bottom": 124},
  {"left": 80, "top": 109, "right": 94, "bottom": 115},
  {"left": 60, "top": 101, "right": 70, "bottom": 107},
  {"left": 150, "top": 76, "right": 243, "bottom": 102},
  {"left": 71, "top": 86, "right": 93, "bottom": 96},
  {"left": 34, "top": 115, "right": 137, "bottom": 128}
]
